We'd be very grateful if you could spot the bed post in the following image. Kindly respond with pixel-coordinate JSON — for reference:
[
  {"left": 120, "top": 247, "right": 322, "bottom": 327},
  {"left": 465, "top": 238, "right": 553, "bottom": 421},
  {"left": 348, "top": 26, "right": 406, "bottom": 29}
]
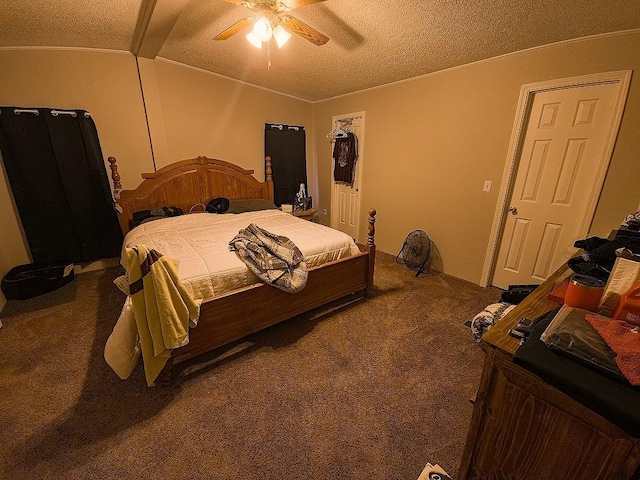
[
  {"left": 265, "top": 156, "right": 274, "bottom": 202},
  {"left": 160, "top": 358, "right": 174, "bottom": 386},
  {"left": 367, "top": 209, "right": 377, "bottom": 289},
  {"left": 108, "top": 157, "right": 122, "bottom": 200},
  {"left": 108, "top": 157, "right": 128, "bottom": 234}
]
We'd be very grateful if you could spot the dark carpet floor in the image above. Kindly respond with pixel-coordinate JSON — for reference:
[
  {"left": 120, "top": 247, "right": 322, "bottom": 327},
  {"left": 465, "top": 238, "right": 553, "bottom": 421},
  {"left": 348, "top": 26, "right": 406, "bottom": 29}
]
[{"left": 0, "top": 252, "right": 500, "bottom": 480}]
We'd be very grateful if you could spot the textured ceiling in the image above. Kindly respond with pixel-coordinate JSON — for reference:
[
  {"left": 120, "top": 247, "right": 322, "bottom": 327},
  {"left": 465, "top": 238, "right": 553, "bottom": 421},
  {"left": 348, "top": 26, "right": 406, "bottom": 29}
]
[{"left": 1, "top": 0, "right": 640, "bottom": 101}]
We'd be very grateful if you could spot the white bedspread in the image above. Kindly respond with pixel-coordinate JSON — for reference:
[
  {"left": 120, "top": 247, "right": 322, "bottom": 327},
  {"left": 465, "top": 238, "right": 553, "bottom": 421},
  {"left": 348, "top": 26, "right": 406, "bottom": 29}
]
[
  {"left": 122, "top": 209, "right": 360, "bottom": 300},
  {"left": 105, "top": 210, "right": 360, "bottom": 380}
]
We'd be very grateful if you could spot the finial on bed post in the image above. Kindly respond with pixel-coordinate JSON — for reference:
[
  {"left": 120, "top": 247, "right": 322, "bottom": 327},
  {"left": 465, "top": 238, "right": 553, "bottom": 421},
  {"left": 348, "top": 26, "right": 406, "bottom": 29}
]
[
  {"left": 265, "top": 156, "right": 274, "bottom": 202},
  {"left": 108, "top": 157, "right": 123, "bottom": 208},
  {"left": 265, "top": 156, "right": 273, "bottom": 182},
  {"left": 367, "top": 209, "right": 376, "bottom": 246},
  {"left": 108, "top": 157, "right": 121, "bottom": 193}
]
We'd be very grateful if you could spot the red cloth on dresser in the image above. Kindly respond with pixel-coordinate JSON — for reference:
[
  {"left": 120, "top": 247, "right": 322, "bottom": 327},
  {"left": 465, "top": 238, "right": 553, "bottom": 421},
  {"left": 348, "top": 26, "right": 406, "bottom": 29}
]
[{"left": 586, "top": 314, "right": 640, "bottom": 386}]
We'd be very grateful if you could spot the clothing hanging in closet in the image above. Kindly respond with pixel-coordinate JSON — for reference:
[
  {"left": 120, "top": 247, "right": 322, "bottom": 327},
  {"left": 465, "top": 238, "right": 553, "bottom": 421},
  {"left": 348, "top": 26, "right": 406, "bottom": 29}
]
[{"left": 333, "top": 131, "right": 358, "bottom": 184}]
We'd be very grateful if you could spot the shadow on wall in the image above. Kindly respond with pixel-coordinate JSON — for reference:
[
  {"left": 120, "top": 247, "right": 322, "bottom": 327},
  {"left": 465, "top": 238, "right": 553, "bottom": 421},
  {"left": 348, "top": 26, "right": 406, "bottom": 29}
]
[{"left": 428, "top": 240, "right": 443, "bottom": 273}]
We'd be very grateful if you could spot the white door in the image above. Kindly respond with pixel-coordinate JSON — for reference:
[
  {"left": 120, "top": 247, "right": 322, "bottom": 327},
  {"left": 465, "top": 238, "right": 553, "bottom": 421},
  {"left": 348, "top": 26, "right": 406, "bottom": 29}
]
[
  {"left": 331, "top": 112, "right": 364, "bottom": 241},
  {"left": 492, "top": 82, "right": 624, "bottom": 289}
]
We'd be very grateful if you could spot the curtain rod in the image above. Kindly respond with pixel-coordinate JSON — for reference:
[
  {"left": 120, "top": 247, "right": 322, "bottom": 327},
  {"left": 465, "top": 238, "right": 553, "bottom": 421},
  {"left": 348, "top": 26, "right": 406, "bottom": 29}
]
[
  {"left": 14, "top": 108, "right": 39, "bottom": 116},
  {"left": 51, "top": 110, "right": 91, "bottom": 118},
  {"left": 51, "top": 110, "right": 77, "bottom": 117},
  {"left": 266, "top": 123, "right": 305, "bottom": 131},
  {"left": 11, "top": 108, "right": 91, "bottom": 118}
]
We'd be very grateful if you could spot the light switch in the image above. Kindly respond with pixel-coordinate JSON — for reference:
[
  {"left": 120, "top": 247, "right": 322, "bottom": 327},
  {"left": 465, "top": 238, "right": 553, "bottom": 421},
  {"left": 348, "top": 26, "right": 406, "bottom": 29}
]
[{"left": 483, "top": 180, "right": 492, "bottom": 192}]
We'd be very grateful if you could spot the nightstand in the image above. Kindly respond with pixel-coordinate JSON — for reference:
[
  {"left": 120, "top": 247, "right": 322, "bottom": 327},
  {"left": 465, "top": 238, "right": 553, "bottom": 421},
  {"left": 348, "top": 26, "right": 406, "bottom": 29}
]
[{"left": 293, "top": 208, "right": 317, "bottom": 222}]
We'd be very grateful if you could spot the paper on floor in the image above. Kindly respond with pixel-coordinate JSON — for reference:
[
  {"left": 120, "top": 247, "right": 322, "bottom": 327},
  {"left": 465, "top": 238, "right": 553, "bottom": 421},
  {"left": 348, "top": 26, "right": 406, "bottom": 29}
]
[{"left": 417, "top": 463, "right": 453, "bottom": 480}]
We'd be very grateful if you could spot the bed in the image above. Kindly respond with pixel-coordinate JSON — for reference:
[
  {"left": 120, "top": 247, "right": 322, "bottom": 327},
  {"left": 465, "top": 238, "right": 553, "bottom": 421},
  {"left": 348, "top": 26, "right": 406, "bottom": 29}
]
[{"left": 105, "top": 155, "right": 376, "bottom": 384}]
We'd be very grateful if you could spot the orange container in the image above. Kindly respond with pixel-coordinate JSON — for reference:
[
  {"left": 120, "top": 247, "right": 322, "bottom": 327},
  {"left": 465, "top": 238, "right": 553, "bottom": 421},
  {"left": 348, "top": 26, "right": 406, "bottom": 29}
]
[
  {"left": 612, "top": 283, "right": 640, "bottom": 326},
  {"left": 564, "top": 274, "right": 605, "bottom": 312}
]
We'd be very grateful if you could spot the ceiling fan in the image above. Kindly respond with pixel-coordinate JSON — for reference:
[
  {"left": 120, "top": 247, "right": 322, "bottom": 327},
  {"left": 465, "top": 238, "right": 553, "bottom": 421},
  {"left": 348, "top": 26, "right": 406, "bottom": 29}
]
[{"left": 214, "top": 0, "right": 330, "bottom": 49}]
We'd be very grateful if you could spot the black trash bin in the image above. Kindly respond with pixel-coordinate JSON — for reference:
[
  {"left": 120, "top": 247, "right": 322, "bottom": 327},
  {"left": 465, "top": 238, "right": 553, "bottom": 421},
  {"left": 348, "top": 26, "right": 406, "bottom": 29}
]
[{"left": 1, "top": 261, "right": 75, "bottom": 300}]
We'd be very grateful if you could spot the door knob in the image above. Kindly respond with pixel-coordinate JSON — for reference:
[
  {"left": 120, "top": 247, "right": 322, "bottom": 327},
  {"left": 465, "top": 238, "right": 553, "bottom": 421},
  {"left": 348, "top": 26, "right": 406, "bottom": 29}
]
[{"left": 508, "top": 206, "right": 518, "bottom": 215}]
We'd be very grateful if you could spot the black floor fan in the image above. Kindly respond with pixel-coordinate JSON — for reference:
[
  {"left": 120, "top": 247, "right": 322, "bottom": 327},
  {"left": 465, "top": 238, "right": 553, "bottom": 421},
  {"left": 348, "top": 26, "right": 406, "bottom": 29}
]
[{"left": 396, "top": 230, "right": 431, "bottom": 277}]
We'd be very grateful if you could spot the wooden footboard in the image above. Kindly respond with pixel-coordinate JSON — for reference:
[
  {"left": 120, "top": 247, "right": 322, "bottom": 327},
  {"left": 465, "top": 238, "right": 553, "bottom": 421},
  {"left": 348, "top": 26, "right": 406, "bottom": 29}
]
[
  {"left": 163, "top": 209, "right": 376, "bottom": 380},
  {"left": 172, "top": 251, "right": 372, "bottom": 365},
  {"left": 108, "top": 156, "right": 376, "bottom": 383},
  {"left": 169, "top": 208, "right": 376, "bottom": 370}
]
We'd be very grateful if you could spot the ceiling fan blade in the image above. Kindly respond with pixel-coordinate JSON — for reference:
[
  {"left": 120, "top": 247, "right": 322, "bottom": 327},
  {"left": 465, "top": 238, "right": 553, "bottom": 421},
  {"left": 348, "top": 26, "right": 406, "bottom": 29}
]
[
  {"left": 281, "top": 15, "right": 329, "bottom": 46},
  {"left": 281, "top": 0, "right": 327, "bottom": 9},
  {"left": 214, "top": 17, "right": 254, "bottom": 40}
]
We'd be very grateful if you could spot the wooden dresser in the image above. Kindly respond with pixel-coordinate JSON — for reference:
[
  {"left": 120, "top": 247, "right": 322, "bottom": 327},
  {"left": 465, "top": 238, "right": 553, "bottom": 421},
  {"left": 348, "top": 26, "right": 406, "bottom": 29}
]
[{"left": 458, "top": 263, "right": 640, "bottom": 479}]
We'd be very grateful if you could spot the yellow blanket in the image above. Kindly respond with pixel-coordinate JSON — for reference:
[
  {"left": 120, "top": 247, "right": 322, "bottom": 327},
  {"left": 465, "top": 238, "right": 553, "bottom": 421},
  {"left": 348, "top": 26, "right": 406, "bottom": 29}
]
[{"left": 114, "top": 245, "right": 200, "bottom": 386}]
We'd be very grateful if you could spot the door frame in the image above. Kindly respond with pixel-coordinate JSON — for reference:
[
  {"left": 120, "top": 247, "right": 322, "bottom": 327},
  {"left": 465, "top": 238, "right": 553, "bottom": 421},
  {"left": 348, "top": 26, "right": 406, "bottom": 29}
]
[
  {"left": 480, "top": 70, "right": 632, "bottom": 287},
  {"left": 330, "top": 111, "right": 365, "bottom": 242}
]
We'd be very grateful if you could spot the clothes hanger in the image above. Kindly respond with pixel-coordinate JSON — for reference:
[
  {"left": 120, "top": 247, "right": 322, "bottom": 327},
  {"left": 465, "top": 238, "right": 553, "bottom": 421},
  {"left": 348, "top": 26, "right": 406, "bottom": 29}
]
[
  {"left": 334, "top": 126, "right": 349, "bottom": 138},
  {"left": 327, "top": 119, "right": 352, "bottom": 139},
  {"left": 327, "top": 124, "right": 342, "bottom": 139}
]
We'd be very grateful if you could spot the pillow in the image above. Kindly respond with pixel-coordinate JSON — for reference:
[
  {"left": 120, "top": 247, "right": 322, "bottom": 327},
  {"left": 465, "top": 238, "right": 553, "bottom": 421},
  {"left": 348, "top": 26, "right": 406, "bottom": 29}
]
[
  {"left": 226, "top": 198, "right": 278, "bottom": 214},
  {"left": 206, "top": 197, "right": 230, "bottom": 214},
  {"left": 132, "top": 206, "right": 183, "bottom": 227}
]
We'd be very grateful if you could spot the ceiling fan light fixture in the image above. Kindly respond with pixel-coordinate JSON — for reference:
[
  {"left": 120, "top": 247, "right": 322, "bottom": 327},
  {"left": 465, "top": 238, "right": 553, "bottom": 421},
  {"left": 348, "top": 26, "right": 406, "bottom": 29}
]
[
  {"left": 252, "top": 16, "right": 272, "bottom": 42},
  {"left": 273, "top": 24, "right": 291, "bottom": 48},
  {"left": 245, "top": 30, "right": 263, "bottom": 48},
  {"left": 217, "top": 0, "right": 330, "bottom": 57}
]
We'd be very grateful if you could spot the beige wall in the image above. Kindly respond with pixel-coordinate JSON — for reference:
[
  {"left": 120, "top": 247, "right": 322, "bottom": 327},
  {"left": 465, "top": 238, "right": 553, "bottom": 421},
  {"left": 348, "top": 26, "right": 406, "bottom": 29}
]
[
  {"left": 0, "top": 49, "right": 313, "bottom": 298},
  {"left": 312, "top": 31, "right": 640, "bottom": 285},
  {"left": 142, "top": 59, "right": 314, "bottom": 182},
  {"left": 1, "top": 33, "right": 638, "bottom": 301},
  {"left": 0, "top": 48, "right": 152, "bottom": 286}
]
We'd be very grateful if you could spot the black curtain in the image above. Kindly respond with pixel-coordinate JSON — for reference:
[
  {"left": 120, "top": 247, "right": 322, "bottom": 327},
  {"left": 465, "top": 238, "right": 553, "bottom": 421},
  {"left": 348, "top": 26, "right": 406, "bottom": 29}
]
[
  {"left": 265, "top": 124, "right": 307, "bottom": 207},
  {"left": 0, "top": 107, "right": 123, "bottom": 263}
]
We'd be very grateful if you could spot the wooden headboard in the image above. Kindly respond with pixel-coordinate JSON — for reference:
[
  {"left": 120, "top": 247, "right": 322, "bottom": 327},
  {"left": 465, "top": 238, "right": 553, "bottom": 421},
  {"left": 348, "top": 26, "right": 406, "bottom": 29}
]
[{"left": 108, "top": 155, "right": 275, "bottom": 235}]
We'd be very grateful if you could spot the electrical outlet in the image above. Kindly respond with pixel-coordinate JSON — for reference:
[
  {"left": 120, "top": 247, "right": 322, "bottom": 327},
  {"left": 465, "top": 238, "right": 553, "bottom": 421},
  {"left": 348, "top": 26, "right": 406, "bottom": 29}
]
[
  {"left": 483, "top": 180, "right": 492, "bottom": 192},
  {"left": 321, "top": 208, "right": 328, "bottom": 216}
]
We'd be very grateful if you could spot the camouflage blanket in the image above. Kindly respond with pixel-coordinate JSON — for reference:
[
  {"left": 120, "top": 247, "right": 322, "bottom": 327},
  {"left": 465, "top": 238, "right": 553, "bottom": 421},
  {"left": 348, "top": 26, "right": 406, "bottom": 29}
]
[{"left": 229, "top": 223, "right": 308, "bottom": 293}]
